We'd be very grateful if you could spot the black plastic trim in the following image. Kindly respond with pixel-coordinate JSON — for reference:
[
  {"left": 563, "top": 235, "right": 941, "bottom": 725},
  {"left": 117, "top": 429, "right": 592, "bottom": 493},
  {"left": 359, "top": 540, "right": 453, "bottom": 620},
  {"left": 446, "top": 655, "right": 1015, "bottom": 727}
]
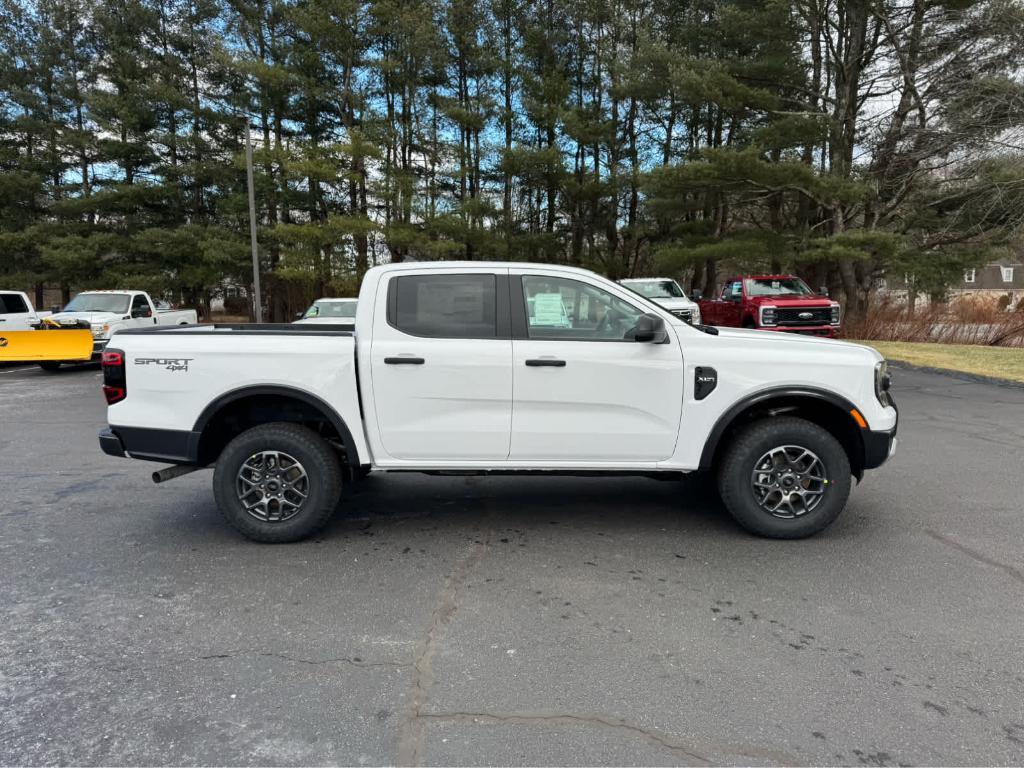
[
  {"left": 104, "top": 426, "right": 196, "bottom": 463},
  {"left": 862, "top": 428, "right": 896, "bottom": 469},
  {"left": 191, "top": 384, "right": 361, "bottom": 467},
  {"left": 385, "top": 357, "right": 425, "bottom": 365},
  {"left": 98, "top": 427, "right": 126, "bottom": 458},
  {"left": 698, "top": 386, "right": 863, "bottom": 471}
]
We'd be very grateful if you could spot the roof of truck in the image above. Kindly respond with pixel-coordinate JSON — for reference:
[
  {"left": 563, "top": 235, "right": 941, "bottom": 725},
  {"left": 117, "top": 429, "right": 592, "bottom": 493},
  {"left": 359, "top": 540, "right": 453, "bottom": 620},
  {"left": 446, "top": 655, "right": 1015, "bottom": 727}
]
[{"left": 370, "top": 261, "right": 601, "bottom": 276}]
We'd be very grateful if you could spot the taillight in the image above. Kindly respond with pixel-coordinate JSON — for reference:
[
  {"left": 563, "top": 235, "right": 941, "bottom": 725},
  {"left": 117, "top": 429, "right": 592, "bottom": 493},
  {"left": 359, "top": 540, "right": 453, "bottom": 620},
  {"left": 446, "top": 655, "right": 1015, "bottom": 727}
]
[{"left": 102, "top": 349, "right": 126, "bottom": 404}]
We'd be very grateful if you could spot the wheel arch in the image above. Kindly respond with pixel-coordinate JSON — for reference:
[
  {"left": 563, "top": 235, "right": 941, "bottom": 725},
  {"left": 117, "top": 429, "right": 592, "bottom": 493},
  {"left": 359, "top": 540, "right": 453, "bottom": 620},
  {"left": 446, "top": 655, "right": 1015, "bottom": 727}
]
[
  {"left": 699, "top": 387, "right": 867, "bottom": 478},
  {"left": 191, "top": 385, "right": 361, "bottom": 468}
]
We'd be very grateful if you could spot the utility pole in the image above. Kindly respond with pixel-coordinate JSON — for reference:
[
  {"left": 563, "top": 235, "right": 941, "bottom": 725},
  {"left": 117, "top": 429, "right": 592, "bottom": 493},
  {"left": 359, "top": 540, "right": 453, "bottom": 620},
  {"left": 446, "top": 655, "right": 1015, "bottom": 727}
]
[{"left": 245, "top": 122, "right": 263, "bottom": 323}]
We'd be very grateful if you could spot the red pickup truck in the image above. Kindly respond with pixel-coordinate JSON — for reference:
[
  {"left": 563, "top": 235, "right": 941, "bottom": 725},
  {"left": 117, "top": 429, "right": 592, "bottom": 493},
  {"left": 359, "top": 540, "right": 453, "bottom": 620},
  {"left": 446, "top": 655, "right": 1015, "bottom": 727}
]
[{"left": 697, "top": 275, "right": 841, "bottom": 337}]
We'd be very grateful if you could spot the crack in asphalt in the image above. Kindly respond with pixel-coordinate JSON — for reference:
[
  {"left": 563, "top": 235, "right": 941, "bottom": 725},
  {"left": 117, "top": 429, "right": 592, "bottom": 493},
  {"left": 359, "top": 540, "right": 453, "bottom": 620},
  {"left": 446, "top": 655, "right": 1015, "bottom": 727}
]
[
  {"left": 197, "top": 651, "right": 408, "bottom": 669},
  {"left": 396, "top": 530, "right": 492, "bottom": 766},
  {"left": 418, "top": 710, "right": 712, "bottom": 764},
  {"left": 925, "top": 530, "right": 1024, "bottom": 585}
]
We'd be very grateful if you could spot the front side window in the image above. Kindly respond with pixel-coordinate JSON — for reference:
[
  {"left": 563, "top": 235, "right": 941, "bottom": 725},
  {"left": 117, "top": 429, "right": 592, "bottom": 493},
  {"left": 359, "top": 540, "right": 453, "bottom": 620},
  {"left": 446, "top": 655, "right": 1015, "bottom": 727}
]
[
  {"left": 392, "top": 274, "right": 496, "bottom": 338},
  {"left": 722, "top": 281, "right": 743, "bottom": 301},
  {"left": 744, "top": 278, "right": 813, "bottom": 297},
  {"left": 63, "top": 293, "right": 131, "bottom": 314},
  {"left": 522, "top": 275, "right": 644, "bottom": 341},
  {"left": 964, "top": 269, "right": 976, "bottom": 284}
]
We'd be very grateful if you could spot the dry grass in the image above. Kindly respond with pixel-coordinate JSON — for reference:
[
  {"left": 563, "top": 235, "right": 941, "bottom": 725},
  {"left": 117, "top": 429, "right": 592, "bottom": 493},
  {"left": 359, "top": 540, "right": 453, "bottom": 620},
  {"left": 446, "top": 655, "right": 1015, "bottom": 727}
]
[
  {"left": 854, "top": 340, "right": 1024, "bottom": 383},
  {"left": 843, "top": 297, "right": 1024, "bottom": 347}
]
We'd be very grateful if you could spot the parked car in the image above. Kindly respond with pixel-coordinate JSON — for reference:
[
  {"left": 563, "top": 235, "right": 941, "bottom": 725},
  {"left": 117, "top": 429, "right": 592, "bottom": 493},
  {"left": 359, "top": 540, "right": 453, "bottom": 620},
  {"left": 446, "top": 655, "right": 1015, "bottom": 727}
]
[
  {"left": 98, "top": 262, "right": 896, "bottom": 543},
  {"left": 0, "top": 290, "right": 50, "bottom": 331},
  {"left": 618, "top": 278, "right": 702, "bottom": 325},
  {"left": 294, "top": 298, "right": 358, "bottom": 325},
  {"left": 698, "top": 275, "right": 840, "bottom": 337},
  {"left": 42, "top": 290, "right": 197, "bottom": 371}
]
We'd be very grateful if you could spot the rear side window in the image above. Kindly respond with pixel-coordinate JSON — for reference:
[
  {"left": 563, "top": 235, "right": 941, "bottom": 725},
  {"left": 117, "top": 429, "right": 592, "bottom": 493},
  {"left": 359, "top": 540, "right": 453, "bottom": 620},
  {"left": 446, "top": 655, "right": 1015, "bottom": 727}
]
[
  {"left": 0, "top": 294, "right": 29, "bottom": 314},
  {"left": 390, "top": 274, "right": 497, "bottom": 339}
]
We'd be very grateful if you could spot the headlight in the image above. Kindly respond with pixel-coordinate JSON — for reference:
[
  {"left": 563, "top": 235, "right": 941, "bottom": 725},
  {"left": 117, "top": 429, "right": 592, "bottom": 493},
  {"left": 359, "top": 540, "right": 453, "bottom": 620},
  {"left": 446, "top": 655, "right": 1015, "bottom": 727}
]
[
  {"left": 875, "top": 360, "right": 892, "bottom": 406},
  {"left": 691, "top": 307, "right": 701, "bottom": 326},
  {"left": 830, "top": 302, "right": 841, "bottom": 326},
  {"left": 760, "top": 306, "right": 777, "bottom": 327},
  {"left": 91, "top": 324, "right": 104, "bottom": 338}
]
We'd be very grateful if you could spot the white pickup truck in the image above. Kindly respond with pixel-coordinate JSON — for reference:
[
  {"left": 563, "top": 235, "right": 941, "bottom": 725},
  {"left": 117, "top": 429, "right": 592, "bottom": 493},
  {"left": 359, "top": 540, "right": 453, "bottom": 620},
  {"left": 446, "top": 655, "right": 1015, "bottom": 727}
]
[
  {"left": 43, "top": 290, "right": 197, "bottom": 370},
  {"left": 98, "top": 262, "right": 897, "bottom": 543},
  {"left": 0, "top": 290, "right": 49, "bottom": 330}
]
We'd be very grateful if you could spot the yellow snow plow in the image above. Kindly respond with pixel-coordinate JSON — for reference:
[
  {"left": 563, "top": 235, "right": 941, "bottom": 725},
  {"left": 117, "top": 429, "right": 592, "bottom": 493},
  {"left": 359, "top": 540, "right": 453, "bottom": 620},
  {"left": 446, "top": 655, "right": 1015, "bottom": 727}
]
[{"left": 0, "top": 317, "right": 94, "bottom": 363}]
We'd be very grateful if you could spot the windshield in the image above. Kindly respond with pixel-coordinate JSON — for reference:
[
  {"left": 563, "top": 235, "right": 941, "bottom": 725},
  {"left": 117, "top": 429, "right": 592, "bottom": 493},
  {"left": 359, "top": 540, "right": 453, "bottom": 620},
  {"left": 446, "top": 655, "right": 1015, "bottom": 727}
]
[
  {"left": 623, "top": 280, "right": 684, "bottom": 299},
  {"left": 63, "top": 293, "right": 131, "bottom": 313},
  {"left": 744, "top": 278, "right": 813, "bottom": 298},
  {"left": 304, "top": 300, "right": 357, "bottom": 319}
]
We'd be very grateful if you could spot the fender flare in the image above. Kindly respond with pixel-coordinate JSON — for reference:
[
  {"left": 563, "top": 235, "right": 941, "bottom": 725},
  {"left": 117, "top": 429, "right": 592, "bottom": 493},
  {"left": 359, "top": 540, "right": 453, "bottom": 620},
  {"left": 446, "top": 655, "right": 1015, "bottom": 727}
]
[
  {"left": 698, "top": 386, "right": 864, "bottom": 471},
  {"left": 190, "top": 384, "right": 361, "bottom": 467}
]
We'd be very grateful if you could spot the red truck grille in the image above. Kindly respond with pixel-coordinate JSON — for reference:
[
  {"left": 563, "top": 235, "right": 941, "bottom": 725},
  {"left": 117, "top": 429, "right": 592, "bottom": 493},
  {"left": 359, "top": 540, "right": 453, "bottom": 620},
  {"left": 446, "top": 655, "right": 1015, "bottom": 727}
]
[{"left": 774, "top": 307, "right": 831, "bottom": 326}]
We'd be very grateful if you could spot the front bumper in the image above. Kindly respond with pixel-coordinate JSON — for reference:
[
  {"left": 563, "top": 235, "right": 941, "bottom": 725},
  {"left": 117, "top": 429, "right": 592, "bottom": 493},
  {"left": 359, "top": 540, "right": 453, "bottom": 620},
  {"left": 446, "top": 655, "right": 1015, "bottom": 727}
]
[
  {"left": 863, "top": 396, "right": 898, "bottom": 470},
  {"left": 863, "top": 428, "right": 897, "bottom": 469},
  {"left": 92, "top": 339, "right": 109, "bottom": 357}
]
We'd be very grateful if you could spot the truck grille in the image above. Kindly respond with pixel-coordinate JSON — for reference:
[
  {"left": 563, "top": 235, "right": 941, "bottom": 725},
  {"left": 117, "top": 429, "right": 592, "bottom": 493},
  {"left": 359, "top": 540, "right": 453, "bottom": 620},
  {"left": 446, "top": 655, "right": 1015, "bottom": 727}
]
[
  {"left": 669, "top": 308, "right": 693, "bottom": 323},
  {"left": 775, "top": 307, "right": 831, "bottom": 326}
]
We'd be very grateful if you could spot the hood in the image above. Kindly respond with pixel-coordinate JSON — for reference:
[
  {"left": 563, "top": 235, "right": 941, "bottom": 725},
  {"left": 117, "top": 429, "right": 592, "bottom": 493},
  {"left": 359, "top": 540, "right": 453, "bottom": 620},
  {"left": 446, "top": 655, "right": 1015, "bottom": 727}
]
[
  {"left": 746, "top": 295, "right": 833, "bottom": 307},
  {"left": 649, "top": 296, "right": 698, "bottom": 311},
  {"left": 712, "top": 326, "right": 880, "bottom": 360},
  {"left": 49, "top": 311, "right": 122, "bottom": 326}
]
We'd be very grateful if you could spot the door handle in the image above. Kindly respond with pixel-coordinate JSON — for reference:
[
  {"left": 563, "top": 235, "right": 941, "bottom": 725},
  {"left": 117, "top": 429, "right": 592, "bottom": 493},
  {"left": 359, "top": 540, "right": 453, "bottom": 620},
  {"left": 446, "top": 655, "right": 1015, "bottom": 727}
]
[
  {"left": 385, "top": 356, "right": 425, "bottom": 365},
  {"left": 525, "top": 359, "right": 566, "bottom": 367}
]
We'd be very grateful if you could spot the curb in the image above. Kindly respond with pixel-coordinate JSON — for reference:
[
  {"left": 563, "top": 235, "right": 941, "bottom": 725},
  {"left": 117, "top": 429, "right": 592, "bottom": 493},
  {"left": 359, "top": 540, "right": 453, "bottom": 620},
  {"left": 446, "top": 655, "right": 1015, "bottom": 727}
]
[{"left": 888, "top": 360, "right": 1024, "bottom": 391}]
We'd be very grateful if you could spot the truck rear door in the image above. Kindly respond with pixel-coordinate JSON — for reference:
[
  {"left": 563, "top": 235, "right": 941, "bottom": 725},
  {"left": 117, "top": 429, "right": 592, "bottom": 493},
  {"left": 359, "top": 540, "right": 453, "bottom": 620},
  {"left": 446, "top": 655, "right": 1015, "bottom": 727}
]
[{"left": 368, "top": 269, "right": 513, "bottom": 461}]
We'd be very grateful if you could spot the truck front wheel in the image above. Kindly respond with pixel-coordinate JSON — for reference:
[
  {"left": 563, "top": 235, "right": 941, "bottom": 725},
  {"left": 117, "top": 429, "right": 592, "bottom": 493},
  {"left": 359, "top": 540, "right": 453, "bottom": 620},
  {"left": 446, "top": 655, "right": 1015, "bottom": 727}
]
[
  {"left": 717, "top": 417, "right": 851, "bottom": 539},
  {"left": 213, "top": 422, "right": 342, "bottom": 543}
]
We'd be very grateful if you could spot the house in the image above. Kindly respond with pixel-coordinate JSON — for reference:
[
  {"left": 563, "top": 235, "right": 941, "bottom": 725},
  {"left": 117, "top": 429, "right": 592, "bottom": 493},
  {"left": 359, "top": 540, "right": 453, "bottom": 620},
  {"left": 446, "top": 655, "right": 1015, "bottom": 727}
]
[{"left": 876, "top": 259, "right": 1023, "bottom": 309}]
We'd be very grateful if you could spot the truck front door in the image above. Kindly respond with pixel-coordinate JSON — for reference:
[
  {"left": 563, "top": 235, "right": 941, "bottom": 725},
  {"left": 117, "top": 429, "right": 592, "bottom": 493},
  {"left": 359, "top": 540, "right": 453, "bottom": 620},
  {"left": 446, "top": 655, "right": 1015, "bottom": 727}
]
[
  {"left": 369, "top": 270, "right": 513, "bottom": 461},
  {"left": 509, "top": 272, "right": 684, "bottom": 462},
  {"left": 720, "top": 279, "right": 744, "bottom": 326}
]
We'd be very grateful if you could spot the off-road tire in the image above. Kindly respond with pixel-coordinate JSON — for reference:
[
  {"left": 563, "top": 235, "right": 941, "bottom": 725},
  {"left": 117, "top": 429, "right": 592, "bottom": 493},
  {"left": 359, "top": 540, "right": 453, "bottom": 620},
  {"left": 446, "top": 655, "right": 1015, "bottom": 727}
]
[
  {"left": 213, "top": 422, "right": 342, "bottom": 543},
  {"left": 717, "top": 416, "right": 851, "bottom": 539}
]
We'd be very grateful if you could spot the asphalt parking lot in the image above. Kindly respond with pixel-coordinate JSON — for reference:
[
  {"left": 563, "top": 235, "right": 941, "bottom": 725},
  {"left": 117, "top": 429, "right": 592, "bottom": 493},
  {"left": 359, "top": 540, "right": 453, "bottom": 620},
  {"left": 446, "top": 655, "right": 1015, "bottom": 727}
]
[{"left": 2, "top": 362, "right": 1023, "bottom": 766}]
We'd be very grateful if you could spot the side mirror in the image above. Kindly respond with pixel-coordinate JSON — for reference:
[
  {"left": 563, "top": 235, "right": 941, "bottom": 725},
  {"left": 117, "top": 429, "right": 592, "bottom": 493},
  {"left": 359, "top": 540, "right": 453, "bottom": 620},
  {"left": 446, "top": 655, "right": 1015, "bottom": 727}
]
[
  {"left": 632, "top": 312, "right": 668, "bottom": 343},
  {"left": 50, "top": 305, "right": 62, "bottom": 313},
  {"left": 819, "top": 286, "right": 829, "bottom": 297},
  {"left": 690, "top": 289, "right": 702, "bottom": 301},
  {"left": 295, "top": 311, "right": 304, "bottom": 319},
  {"left": 132, "top": 307, "right": 150, "bottom": 318}
]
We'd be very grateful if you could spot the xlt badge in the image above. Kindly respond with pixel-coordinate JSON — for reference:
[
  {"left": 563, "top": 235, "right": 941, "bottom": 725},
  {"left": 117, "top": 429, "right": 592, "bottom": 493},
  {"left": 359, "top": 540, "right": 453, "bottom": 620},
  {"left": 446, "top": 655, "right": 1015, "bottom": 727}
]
[{"left": 694, "top": 366, "right": 718, "bottom": 400}]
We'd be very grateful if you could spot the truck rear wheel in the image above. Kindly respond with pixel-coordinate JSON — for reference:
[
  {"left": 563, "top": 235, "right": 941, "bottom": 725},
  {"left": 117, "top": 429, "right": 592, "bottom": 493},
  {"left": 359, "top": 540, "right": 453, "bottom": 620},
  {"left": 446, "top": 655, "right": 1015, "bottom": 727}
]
[
  {"left": 717, "top": 416, "right": 851, "bottom": 539},
  {"left": 38, "top": 361, "right": 62, "bottom": 372},
  {"left": 213, "top": 422, "right": 342, "bottom": 543}
]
